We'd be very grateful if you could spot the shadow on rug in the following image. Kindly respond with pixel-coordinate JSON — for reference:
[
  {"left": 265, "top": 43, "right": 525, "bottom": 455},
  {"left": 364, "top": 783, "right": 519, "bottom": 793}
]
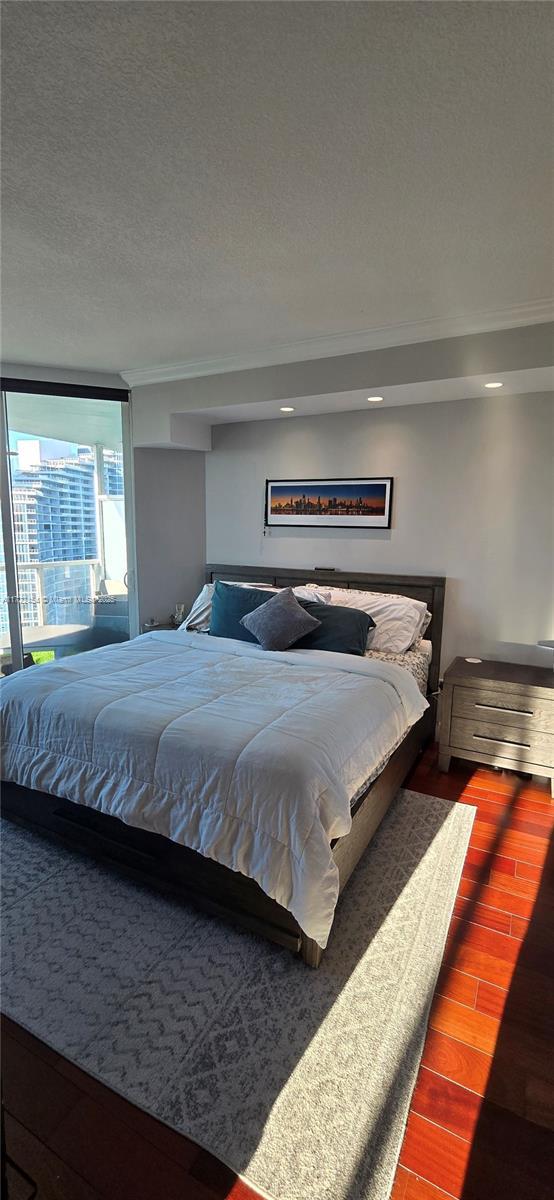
[{"left": 1, "top": 788, "right": 475, "bottom": 1200}]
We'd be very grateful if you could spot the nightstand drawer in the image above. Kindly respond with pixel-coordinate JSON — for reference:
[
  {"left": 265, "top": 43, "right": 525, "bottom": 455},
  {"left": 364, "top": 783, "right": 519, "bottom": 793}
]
[
  {"left": 452, "top": 686, "right": 554, "bottom": 733},
  {"left": 450, "top": 716, "right": 554, "bottom": 769}
]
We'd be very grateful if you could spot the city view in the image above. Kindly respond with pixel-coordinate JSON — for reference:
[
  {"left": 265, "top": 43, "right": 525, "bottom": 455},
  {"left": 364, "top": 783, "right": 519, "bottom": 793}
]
[
  {"left": 270, "top": 482, "right": 387, "bottom": 517},
  {"left": 0, "top": 436, "right": 124, "bottom": 639}
]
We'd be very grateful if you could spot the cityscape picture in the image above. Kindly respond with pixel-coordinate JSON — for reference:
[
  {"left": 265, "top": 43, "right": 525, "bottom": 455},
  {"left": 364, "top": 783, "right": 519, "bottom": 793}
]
[{"left": 265, "top": 478, "right": 393, "bottom": 528}]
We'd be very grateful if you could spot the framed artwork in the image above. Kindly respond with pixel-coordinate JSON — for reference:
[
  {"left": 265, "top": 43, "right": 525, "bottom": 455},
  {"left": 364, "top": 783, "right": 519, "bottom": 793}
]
[{"left": 265, "top": 477, "right": 393, "bottom": 529}]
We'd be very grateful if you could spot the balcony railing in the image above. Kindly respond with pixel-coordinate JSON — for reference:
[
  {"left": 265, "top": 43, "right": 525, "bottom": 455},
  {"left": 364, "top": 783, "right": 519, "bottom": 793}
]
[
  {"left": 0, "top": 559, "right": 129, "bottom": 655},
  {"left": 0, "top": 558, "right": 100, "bottom": 627}
]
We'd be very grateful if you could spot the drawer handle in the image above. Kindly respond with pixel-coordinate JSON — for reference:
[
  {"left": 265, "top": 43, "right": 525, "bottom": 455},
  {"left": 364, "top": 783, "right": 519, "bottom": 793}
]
[
  {"left": 473, "top": 733, "right": 530, "bottom": 750},
  {"left": 475, "top": 702, "right": 533, "bottom": 717}
]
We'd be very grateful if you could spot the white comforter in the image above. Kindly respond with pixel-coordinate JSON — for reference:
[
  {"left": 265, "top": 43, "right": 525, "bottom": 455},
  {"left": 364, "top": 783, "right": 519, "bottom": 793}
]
[{"left": 0, "top": 630, "right": 427, "bottom": 947}]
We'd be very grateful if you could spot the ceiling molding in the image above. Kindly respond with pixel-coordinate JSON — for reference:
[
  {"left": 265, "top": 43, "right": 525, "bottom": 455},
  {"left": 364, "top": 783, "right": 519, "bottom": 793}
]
[
  {"left": 121, "top": 299, "right": 554, "bottom": 388},
  {"left": 0, "top": 361, "right": 127, "bottom": 392}
]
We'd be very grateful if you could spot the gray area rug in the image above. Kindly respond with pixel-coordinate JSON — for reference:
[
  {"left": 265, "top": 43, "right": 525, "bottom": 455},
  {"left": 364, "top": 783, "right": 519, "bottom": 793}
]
[{"left": 1, "top": 789, "right": 474, "bottom": 1200}]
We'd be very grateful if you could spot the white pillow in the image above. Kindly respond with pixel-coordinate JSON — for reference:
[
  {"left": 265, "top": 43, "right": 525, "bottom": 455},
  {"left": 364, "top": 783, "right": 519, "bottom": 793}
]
[
  {"left": 304, "top": 584, "right": 431, "bottom": 654},
  {"left": 179, "top": 581, "right": 330, "bottom": 634},
  {"left": 179, "top": 583, "right": 214, "bottom": 632}
]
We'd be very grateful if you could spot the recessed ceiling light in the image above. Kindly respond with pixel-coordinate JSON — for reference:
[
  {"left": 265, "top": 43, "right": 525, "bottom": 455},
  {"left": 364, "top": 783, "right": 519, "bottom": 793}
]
[
  {"left": 485, "top": 381, "right": 503, "bottom": 389},
  {"left": 367, "top": 395, "right": 384, "bottom": 403},
  {"left": 280, "top": 406, "right": 295, "bottom": 412}
]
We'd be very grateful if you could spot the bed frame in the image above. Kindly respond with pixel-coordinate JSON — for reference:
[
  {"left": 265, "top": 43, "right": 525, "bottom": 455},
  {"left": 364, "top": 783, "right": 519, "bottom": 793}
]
[{"left": 2, "top": 566, "right": 445, "bottom": 968}]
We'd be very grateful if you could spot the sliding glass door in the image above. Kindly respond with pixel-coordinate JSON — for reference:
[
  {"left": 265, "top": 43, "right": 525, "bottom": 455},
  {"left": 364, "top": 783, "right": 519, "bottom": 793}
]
[{"left": 1, "top": 381, "right": 137, "bottom": 673}]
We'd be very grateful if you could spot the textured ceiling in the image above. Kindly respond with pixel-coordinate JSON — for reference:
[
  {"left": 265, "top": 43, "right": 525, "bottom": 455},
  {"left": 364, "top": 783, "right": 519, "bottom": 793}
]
[{"left": 1, "top": 1, "right": 552, "bottom": 374}]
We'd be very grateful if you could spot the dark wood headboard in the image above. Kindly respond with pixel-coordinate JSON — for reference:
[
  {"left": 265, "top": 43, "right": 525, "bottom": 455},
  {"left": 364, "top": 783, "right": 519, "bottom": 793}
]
[{"left": 205, "top": 564, "right": 446, "bottom": 695}]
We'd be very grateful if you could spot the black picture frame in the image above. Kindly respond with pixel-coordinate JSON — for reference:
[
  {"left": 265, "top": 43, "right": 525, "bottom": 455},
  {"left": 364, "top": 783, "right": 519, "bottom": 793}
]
[{"left": 265, "top": 477, "right": 393, "bottom": 529}]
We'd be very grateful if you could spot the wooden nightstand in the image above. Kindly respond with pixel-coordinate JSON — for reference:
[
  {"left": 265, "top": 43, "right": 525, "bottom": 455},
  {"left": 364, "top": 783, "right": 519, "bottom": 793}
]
[{"left": 439, "top": 657, "right": 554, "bottom": 798}]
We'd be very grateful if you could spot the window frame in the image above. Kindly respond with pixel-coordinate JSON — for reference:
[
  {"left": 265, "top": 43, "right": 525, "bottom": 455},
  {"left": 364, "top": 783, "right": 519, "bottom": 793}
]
[{"left": 0, "top": 378, "right": 138, "bottom": 672}]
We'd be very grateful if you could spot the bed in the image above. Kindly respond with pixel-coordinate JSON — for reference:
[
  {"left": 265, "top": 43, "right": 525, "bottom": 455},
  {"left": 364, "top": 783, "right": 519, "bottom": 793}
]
[{"left": 1, "top": 565, "right": 445, "bottom": 967}]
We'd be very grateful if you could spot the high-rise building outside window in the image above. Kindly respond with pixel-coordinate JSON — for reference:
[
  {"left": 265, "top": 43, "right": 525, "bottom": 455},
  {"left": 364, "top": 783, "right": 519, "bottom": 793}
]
[{"left": 0, "top": 384, "right": 136, "bottom": 671}]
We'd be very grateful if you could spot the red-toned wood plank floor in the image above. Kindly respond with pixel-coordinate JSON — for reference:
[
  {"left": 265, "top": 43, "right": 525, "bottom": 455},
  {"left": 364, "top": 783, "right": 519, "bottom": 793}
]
[{"left": 2, "top": 746, "right": 553, "bottom": 1200}]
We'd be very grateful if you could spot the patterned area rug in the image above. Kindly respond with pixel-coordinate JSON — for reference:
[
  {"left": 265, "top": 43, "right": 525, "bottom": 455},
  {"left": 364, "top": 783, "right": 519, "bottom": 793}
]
[{"left": 1, "top": 789, "right": 474, "bottom": 1200}]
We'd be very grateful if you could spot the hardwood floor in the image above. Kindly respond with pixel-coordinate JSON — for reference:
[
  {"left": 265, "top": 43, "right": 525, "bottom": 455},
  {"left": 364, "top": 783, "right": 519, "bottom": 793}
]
[
  {"left": 2, "top": 747, "right": 553, "bottom": 1199},
  {"left": 393, "top": 748, "right": 554, "bottom": 1200}
]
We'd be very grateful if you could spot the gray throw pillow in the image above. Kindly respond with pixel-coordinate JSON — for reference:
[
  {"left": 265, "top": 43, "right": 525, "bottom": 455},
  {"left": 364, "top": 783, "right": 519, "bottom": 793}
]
[{"left": 240, "top": 587, "right": 321, "bottom": 651}]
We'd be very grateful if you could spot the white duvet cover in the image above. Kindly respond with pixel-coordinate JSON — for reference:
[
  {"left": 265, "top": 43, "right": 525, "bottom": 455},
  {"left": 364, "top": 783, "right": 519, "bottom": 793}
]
[{"left": 0, "top": 630, "right": 427, "bottom": 947}]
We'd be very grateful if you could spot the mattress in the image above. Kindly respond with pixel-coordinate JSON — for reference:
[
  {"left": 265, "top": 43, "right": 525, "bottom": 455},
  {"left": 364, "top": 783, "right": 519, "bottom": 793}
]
[
  {"left": 0, "top": 630, "right": 428, "bottom": 947},
  {"left": 365, "top": 638, "right": 433, "bottom": 696}
]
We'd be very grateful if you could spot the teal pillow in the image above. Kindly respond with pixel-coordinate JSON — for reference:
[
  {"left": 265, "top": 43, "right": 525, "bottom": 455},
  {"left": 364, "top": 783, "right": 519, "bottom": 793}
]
[
  {"left": 209, "top": 581, "right": 278, "bottom": 643},
  {"left": 295, "top": 601, "right": 375, "bottom": 656}
]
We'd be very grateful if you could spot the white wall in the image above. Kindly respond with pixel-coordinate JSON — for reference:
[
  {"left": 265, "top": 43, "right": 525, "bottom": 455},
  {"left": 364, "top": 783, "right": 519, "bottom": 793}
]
[
  {"left": 134, "top": 448, "right": 206, "bottom": 625},
  {"left": 206, "top": 392, "right": 553, "bottom": 672}
]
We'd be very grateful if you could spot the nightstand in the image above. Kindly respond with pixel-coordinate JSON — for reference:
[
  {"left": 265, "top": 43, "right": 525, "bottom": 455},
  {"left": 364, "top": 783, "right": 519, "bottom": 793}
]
[
  {"left": 140, "top": 620, "right": 175, "bottom": 633},
  {"left": 439, "top": 657, "right": 554, "bottom": 798}
]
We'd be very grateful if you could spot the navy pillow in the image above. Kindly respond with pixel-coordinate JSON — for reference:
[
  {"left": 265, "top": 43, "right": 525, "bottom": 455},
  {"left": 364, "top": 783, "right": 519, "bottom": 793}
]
[
  {"left": 209, "top": 581, "right": 278, "bottom": 643},
  {"left": 295, "top": 601, "right": 375, "bottom": 656}
]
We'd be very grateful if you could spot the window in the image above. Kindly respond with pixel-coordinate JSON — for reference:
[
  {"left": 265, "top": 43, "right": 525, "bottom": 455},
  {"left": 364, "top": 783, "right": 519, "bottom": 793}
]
[{"left": 1, "top": 381, "right": 137, "bottom": 672}]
